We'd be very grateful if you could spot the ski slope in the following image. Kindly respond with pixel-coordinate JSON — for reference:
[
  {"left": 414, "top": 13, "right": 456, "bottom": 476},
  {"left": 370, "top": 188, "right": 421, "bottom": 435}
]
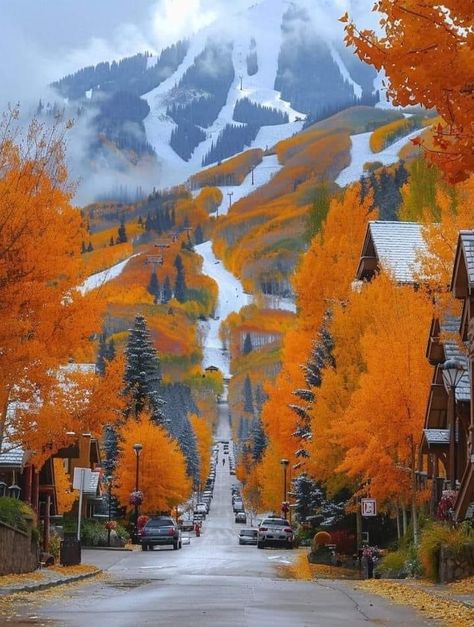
[
  {"left": 195, "top": 241, "right": 251, "bottom": 378},
  {"left": 211, "top": 154, "right": 282, "bottom": 217},
  {"left": 79, "top": 255, "right": 138, "bottom": 294},
  {"left": 335, "top": 128, "right": 422, "bottom": 187}
]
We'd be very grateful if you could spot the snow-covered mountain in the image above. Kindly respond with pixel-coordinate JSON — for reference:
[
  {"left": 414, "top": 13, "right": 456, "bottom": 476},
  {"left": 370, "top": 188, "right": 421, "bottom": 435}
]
[{"left": 51, "top": 0, "right": 378, "bottom": 201}]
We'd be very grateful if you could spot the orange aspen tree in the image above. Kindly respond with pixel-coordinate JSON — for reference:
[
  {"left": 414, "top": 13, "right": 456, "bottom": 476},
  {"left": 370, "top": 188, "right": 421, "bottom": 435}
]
[
  {"left": 334, "top": 274, "right": 433, "bottom": 543},
  {"left": 0, "top": 112, "right": 103, "bottom": 451},
  {"left": 343, "top": 2, "right": 474, "bottom": 182},
  {"left": 259, "top": 184, "right": 375, "bottom": 506},
  {"left": 115, "top": 415, "right": 192, "bottom": 513}
]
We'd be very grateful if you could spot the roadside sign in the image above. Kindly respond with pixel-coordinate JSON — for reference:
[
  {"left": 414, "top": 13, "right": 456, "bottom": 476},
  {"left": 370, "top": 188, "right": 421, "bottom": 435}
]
[
  {"left": 73, "top": 468, "right": 100, "bottom": 494},
  {"left": 361, "top": 498, "right": 377, "bottom": 517}
]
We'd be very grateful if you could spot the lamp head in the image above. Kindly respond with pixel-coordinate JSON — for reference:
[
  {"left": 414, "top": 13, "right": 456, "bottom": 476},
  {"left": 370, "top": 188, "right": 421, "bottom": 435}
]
[
  {"left": 280, "top": 458, "right": 289, "bottom": 467},
  {"left": 441, "top": 358, "right": 465, "bottom": 389},
  {"left": 133, "top": 443, "right": 143, "bottom": 455}
]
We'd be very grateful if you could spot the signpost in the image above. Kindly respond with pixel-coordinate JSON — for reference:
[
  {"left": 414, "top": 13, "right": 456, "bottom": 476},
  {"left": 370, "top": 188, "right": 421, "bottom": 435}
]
[
  {"left": 361, "top": 498, "right": 377, "bottom": 517},
  {"left": 73, "top": 468, "right": 100, "bottom": 541}
]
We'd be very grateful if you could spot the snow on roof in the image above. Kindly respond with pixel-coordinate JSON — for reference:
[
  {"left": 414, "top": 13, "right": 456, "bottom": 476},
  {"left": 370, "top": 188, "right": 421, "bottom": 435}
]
[
  {"left": 424, "top": 429, "right": 450, "bottom": 445},
  {"left": 368, "top": 221, "right": 427, "bottom": 284},
  {"left": 459, "top": 231, "right": 474, "bottom": 284},
  {"left": 0, "top": 437, "right": 25, "bottom": 468}
]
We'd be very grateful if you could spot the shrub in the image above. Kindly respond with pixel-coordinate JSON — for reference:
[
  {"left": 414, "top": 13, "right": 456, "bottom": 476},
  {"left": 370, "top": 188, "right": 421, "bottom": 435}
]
[
  {"left": 0, "top": 496, "right": 36, "bottom": 532},
  {"left": 418, "top": 522, "right": 473, "bottom": 581},
  {"left": 48, "top": 532, "right": 61, "bottom": 561},
  {"left": 80, "top": 519, "right": 108, "bottom": 547},
  {"left": 314, "top": 531, "right": 331, "bottom": 546},
  {"left": 376, "top": 548, "right": 409, "bottom": 578}
]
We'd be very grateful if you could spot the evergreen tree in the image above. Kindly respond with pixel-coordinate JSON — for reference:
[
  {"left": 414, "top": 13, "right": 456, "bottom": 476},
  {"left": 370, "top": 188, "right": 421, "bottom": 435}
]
[
  {"left": 251, "top": 415, "right": 267, "bottom": 462},
  {"left": 147, "top": 271, "right": 160, "bottom": 303},
  {"left": 194, "top": 224, "right": 204, "bottom": 245},
  {"left": 162, "top": 276, "right": 172, "bottom": 303},
  {"left": 87, "top": 241, "right": 93, "bottom": 252},
  {"left": 291, "top": 474, "right": 345, "bottom": 525},
  {"left": 106, "top": 338, "right": 116, "bottom": 362},
  {"left": 124, "top": 314, "right": 164, "bottom": 423},
  {"left": 117, "top": 219, "right": 128, "bottom": 243},
  {"left": 96, "top": 332, "right": 108, "bottom": 375},
  {"left": 255, "top": 384, "right": 266, "bottom": 416},
  {"left": 174, "top": 255, "right": 187, "bottom": 303},
  {"left": 290, "top": 310, "right": 335, "bottom": 459},
  {"left": 178, "top": 416, "right": 200, "bottom": 482},
  {"left": 243, "top": 333, "right": 253, "bottom": 355},
  {"left": 243, "top": 375, "right": 254, "bottom": 415}
]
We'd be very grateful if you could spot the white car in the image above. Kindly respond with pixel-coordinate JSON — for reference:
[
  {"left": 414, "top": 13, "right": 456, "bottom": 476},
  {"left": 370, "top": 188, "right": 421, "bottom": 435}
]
[{"left": 257, "top": 517, "right": 293, "bottom": 549}]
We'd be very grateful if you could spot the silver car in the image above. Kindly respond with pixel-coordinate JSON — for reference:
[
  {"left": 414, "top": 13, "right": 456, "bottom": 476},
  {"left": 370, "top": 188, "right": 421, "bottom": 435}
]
[
  {"left": 257, "top": 517, "right": 293, "bottom": 549},
  {"left": 239, "top": 528, "right": 258, "bottom": 545}
]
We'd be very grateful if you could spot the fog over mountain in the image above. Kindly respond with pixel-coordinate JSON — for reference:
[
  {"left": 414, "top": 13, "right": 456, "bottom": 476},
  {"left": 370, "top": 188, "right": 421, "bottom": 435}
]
[{"left": 1, "top": 0, "right": 379, "bottom": 203}]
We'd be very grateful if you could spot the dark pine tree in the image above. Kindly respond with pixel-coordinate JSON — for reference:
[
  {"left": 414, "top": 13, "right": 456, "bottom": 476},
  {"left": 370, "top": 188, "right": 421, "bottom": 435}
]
[
  {"left": 117, "top": 219, "right": 128, "bottom": 243},
  {"left": 124, "top": 314, "right": 165, "bottom": 424},
  {"left": 162, "top": 276, "right": 172, "bottom": 304},
  {"left": 251, "top": 415, "right": 267, "bottom": 462},
  {"left": 243, "top": 333, "right": 253, "bottom": 355},
  {"left": 87, "top": 241, "right": 93, "bottom": 252},
  {"left": 194, "top": 224, "right": 204, "bottom": 245},
  {"left": 147, "top": 271, "right": 161, "bottom": 303},
  {"left": 178, "top": 416, "right": 200, "bottom": 483},
  {"left": 174, "top": 255, "right": 187, "bottom": 303},
  {"left": 243, "top": 375, "right": 254, "bottom": 415}
]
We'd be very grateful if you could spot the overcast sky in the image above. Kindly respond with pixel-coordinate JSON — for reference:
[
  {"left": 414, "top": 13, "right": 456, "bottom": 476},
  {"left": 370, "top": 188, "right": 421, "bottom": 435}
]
[{"left": 0, "top": 0, "right": 372, "bottom": 107}]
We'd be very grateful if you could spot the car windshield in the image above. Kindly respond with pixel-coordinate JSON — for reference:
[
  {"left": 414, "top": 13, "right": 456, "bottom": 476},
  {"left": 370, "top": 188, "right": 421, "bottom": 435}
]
[
  {"left": 262, "top": 519, "right": 288, "bottom": 526},
  {"left": 240, "top": 530, "right": 257, "bottom": 536},
  {"left": 146, "top": 518, "right": 173, "bottom": 527}
]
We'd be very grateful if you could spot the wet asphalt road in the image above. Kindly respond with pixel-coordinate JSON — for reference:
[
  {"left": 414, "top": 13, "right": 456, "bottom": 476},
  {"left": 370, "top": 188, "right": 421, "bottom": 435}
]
[{"left": 9, "top": 403, "right": 430, "bottom": 626}]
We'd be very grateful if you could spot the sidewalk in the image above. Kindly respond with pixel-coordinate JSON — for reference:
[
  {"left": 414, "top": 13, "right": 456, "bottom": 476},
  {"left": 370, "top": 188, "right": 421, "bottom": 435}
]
[{"left": 0, "top": 564, "right": 101, "bottom": 596}]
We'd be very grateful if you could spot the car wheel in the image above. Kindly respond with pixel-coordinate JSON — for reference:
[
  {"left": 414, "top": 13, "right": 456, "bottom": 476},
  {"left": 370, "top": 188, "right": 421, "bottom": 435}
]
[
  {"left": 141, "top": 544, "right": 148, "bottom": 551},
  {"left": 257, "top": 541, "right": 264, "bottom": 549},
  {"left": 286, "top": 542, "right": 293, "bottom": 550}
]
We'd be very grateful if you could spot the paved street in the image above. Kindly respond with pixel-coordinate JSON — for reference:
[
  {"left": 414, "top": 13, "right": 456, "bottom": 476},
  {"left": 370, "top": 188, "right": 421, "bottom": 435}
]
[{"left": 10, "top": 403, "right": 430, "bottom": 626}]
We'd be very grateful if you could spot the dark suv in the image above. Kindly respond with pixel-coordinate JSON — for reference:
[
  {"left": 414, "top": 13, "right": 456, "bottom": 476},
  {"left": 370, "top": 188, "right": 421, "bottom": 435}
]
[{"left": 139, "top": 516, "right": 182, "bottom": 551}]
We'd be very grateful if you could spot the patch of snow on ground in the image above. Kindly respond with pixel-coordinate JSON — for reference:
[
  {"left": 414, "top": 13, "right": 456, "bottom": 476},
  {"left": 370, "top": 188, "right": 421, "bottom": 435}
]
[
  {"left": 263, "top": 295, "right": 297, "bottom": 313},
  {"left": 335, "top": 128, "right": 423, "bottom": 187},
  {"left": 79, "top": 255, "right": 138, "bottom": 294},
  {"left": 329, "top": 44, "right": 362, "bottom": 99},
  {"left": 212, "top": 154, "right": 282, "bottom": 217},
  {"left": 195, "top": 241, "right": 251, "bottom": 377}
]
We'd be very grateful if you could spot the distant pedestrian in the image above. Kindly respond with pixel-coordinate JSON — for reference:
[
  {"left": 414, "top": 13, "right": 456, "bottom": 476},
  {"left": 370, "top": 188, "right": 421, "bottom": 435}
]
[{"left": 222, "top": 457, "right": 225, "bottom": 465}]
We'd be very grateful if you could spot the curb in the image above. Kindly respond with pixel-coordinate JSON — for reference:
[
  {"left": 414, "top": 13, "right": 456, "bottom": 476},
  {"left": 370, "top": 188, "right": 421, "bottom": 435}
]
[
  {"left": 0, "top": 569, "right": 102, "bottom": 596},
  {"left": 82, "top": 546, "right": 132, "bottom": 551}
]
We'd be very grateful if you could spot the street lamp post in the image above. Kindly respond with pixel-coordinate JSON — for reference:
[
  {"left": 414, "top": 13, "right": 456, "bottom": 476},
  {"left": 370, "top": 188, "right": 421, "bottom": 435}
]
[
  {"left": 133, "top": 443, "right": 143, "bottom": 542},
  {"left": 441, "top": 358, "right": 465, "bottom": 490},
  {"left": 280, "top": 458, "right": 289, "bottom": 517}
]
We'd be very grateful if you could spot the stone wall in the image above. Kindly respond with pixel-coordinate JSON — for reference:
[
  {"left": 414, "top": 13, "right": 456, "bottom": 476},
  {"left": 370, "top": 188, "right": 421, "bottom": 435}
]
[
  {"left": 439, "top": 543, "right": 474, "bottom": 583},
  {"left": 0, "top": 519, "right": 38, "bottom": 575}
]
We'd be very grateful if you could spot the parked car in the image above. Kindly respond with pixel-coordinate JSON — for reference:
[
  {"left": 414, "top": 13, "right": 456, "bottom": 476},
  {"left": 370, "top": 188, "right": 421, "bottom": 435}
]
[
  {"left": 257, "top": 517, "right": 293, "bottom": 549},
  {"left": 193, "top": 513, "right": 204, "bottom": 523},
  {"left": 139, "top": 516, "right": 182, "bottom": 551},
  {"left": 233, "top": 499, "right": 244, "bottom": 512},
  {"left": 179, "top": 519, "right": 194, "bottom": 533},
  {"left": 239, "top": 528, "right": 258, "bottom": 545},
  {"left": 195, "top": 502, "right": 208, "bottom": 515},
  {"left": 235, "top": 512, "right": 247, "bottom": 524}
]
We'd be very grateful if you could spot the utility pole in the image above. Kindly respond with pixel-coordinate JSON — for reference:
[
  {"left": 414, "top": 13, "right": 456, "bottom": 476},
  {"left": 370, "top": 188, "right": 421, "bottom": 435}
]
[{"left": 227, "top": 192, "right": 234, "bottom": 211}]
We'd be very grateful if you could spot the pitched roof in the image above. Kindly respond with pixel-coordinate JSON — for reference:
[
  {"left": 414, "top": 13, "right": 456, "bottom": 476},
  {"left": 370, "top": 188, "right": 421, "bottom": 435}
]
[
  {"left": 0, "top": 442, "right": 25, "bottom": 468},
  {"left": 452, "top": 231, "right": 474, "bottom": 297},
  {"left": 357, "top": 221, "right": 427, "bottom": 284}
]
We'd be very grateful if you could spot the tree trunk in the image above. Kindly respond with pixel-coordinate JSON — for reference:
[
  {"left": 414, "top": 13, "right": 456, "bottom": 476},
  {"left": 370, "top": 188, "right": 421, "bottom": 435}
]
[
  {"left": 402, "top": 504, "right": 408, "bottom": 536},
  {"left": 396, "top": 504, "right": 401, "bottom": 541}
]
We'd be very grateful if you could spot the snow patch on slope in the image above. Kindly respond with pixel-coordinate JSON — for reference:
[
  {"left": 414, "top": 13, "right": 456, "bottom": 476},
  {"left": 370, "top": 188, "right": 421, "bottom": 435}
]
[
  {"left": 79, "top": 255, "right": 139, "bottom": 294},
  {"left": 195, "top": 241, "right": 251, "bottom": 378},
  {"left": 329, "top": 44, "right": 362, "bottom": 99},
  {"left": 335, "top": 128, "right": 422, "bottom": 187}
]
